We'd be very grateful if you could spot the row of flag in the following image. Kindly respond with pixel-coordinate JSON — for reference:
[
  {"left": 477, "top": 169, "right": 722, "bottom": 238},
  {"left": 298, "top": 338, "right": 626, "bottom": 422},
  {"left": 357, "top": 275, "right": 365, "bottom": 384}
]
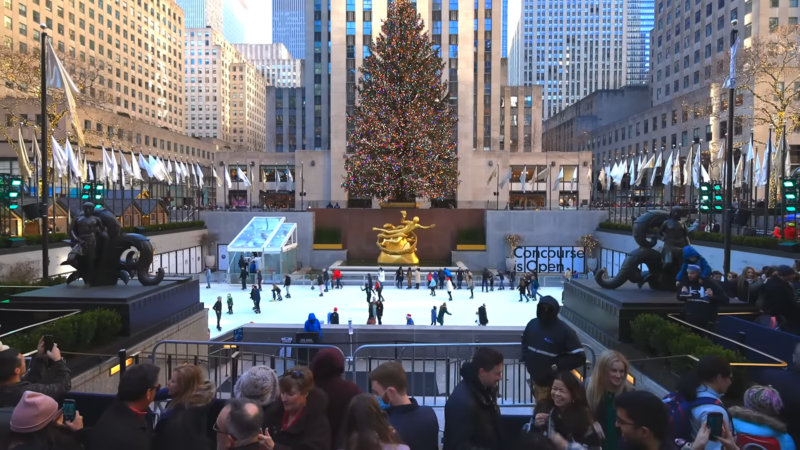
[
  {"left": 487, "top": 164, "right": 585, "bottom": 192},
  {"left": 221, "top": 165, "right": 295, "bottom": 190}
]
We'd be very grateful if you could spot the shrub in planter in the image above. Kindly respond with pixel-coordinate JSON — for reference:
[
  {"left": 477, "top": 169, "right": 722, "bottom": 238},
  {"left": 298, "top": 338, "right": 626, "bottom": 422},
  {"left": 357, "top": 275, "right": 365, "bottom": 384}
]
[
  {"left": 314, "top": 227, "right": 342, "bottom": 244},
  {"left": 650, "top": 322, "right": 684, "bottom": 356},
  {"left": 631, "top": 314, "right": 664, "bottom": 351},
  {"left": 2, "top": 308, "right": 122, "bottom": 353},
  {"left": 668, "top": 333, "right": 712, "bottom": 372},
  {"left": 457, "top": 228, "right": 486, "bottom": 245}
]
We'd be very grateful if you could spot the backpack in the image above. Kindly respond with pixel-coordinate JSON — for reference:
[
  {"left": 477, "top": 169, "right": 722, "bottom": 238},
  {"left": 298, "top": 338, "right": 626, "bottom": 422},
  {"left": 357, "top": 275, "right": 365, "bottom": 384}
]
[{"left": 663, "top": 392, "right": 723, "bottom": 444}]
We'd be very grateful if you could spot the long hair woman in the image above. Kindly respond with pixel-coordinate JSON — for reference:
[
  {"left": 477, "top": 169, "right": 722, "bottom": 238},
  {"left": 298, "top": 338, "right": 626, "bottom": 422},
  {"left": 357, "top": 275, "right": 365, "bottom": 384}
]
[
  {"left": 736, "top": 266, "right": 761, "bottom": 305},
  {"left": 585, "top": 351, "right": 633, "bottom": 450},
  {"left": 342, "top": 394, "right": 409, "bottom": 450},
  {"left": 533, "top": 371, "right": 601, "bottom": 450},
  {"left": 153, "top": 365, "right": 216, "bottom": 450}
]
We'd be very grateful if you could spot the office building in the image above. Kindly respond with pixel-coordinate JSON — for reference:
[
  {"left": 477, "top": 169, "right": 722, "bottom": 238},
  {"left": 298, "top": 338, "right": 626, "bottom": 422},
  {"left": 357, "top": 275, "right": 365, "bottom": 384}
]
[
  {"left": 184, "top": 28, "right": 268, "bottom": 151},
  {"left": 234, "top": 43, "right": 304, "bottom": 87},
  {"left": 177, "top": 0, "right": 223, "bottom": 31},
  {"left": 266, "top": 87, "right": 305, "bottom": 153},
  {"left": 273, "top": 0, "right": 305, "bottom": 58},
  {"left": 222, "top": 0, "right": 245, "bottom": 43},
  {"left": 627, "top": 0, "right": 654, "bottom": 85}
]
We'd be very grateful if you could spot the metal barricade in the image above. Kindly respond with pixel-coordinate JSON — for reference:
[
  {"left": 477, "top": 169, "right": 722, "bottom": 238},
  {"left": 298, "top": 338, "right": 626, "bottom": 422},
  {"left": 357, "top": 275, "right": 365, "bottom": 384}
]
[{"left": 149, "top": 340, "right": 344, "bottom": 398}]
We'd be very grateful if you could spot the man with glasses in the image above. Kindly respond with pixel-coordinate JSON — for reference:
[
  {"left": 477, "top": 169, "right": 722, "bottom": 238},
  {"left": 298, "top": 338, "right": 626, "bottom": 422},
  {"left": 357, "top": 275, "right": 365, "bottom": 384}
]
[
  {"left": 614, "top": 391, "right": 673, "bottom": 450},
  {"left": 215, "top": 398, "right": 274, "bottom": 450},
  {"left": 90, "top": 364, "right": 160, "bottom": 450}
]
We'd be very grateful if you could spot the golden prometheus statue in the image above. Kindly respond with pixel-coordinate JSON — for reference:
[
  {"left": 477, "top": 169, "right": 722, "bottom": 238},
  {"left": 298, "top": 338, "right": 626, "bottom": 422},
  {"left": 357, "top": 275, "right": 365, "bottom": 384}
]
[{"left": 372, "top": 211, "right": 435, "bottom": 265}]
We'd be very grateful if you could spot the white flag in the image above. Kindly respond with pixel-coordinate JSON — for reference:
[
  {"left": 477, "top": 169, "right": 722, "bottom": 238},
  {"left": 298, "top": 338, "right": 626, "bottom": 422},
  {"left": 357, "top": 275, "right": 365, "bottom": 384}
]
[
  {"left": 101, "top": 147, "right": 111, "bottom": 181},
  {"left": 286, "top": 167, "right": 294, "bottom": 182},
  {"left": 239, "top": 166, "right": 251, "bottom": 188},
  {"left": 662, "top": 150, "right": 675, "bottom": 186},
  {"left": 692, "top": 144, "right": 702, "bottom": 188},
  {"left": 499, "top": 167, "right": 513, "bottom": 189},
  {"left": 599, "top": 166, "right": 607, "bottom": 190},
  {"left": 614, "top": 160, "right": 627, "bottom": 185},
  {"left": 744, "top": 134, "right": 754, "bottom": 180},
  {"left": 673, "top": 148, "right": 683, "bottom": 187},
  {"left": 734, "top": 154, "right": 744, "bottom": 188},
  {"left": 195, "top": 164, "right": 204, "bottom": 188},
  {"left": 120, "top": 151, "right": 134, "bottom": 177},
  {"left": 520, "top": 165, "right": 528, "bottom": 193},
  {"left": 88, "top": 162, "right": 94, "bottom": 181},
  {"left": 212, "top": 167, "right": 222, "bottom": 187},
  {"left": 610, "top": 161, "right": 619, "bottom": 182},
  {"left": 50, "top": 136, "right": 67, "bottom": 178},
  {"left": 570, "top": 165, "right": 577, "bottom": 191},
  {"left": 65, "top": 140, "right": 81, "bottom": 182},
  {"left": 132, "top": 153, "right": 144, "bottom": 180},
  {"left": 723, "top": 35, "right": 739, "bottom": 89},
  {"left": 32, "top": 136, "right": 42, "bottom": 175},
  {"left": 756, "top": 148, "right": 765, "bottom": 187},
  {"left": 552, "top": 167, "right": 564, "bottom": 191},
  {"left": 716, "top": 140, "right": 726, "bottom": 183},
  {"left": 649, "top": 151, "right": 663, "bottom": 187},
  {"left": 701, "top": 164, "right": 711, "bottom": 183},
  {"left": 110, "top": 148, "right": 119, "bottom": 183},
  {"left": 15, "top": 129, "right": 32, "bottom": 183},
  {"left": 684, "top": 147, "right": 693, "bottom": 188},
  {"left": 224, "top": 165, "right": 232, "bottom": 189},
  {"left": 636, "top": 154, "right": 653, "bottom": 186},
  {"left": 628, "top": 156, "right": 635, "bottom": 183},
  {"left": 46, "top": 40, "right": 85, "bottom": 146}
]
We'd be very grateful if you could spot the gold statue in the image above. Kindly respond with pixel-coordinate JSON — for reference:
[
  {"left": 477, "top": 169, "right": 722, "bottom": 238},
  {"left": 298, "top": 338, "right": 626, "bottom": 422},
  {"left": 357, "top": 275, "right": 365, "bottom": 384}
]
[{"left": 372, "top": 211, "right": 435, "bottom": 264}]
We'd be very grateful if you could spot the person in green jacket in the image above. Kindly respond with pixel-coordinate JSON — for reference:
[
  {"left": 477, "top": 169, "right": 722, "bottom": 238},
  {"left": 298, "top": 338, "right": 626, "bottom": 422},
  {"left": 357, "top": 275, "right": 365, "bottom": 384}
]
[{"left": 437, "top": 302, "right": 452, "bottom": 325}]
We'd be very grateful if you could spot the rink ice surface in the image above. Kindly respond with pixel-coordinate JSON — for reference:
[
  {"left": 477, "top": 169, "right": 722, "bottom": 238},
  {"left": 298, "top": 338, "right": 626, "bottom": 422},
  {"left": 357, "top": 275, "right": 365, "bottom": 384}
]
[{"left": 203, "top": 281, "right": 564, "bottom": 338}]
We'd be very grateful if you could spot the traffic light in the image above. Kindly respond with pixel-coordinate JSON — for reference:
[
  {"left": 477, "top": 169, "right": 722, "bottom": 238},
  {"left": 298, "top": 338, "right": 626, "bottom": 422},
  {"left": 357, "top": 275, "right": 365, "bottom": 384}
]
[
  {"left": 783, "top": 178, "right": 799, "bottom": 212},
  {"left": 699, "top": 182, "right": 712, "bottom": 211},
  {"left": 6, "top": 177, "right": 21, "bottom": 210},
  {"left": 81, "top": 183, "right": 93, "bottom": 200},
  {"left": 94, "top": 183, "right": 104, "bottom": 202},
  {"left": 712, "top": 182, "right": 723, "bottom": 211}
]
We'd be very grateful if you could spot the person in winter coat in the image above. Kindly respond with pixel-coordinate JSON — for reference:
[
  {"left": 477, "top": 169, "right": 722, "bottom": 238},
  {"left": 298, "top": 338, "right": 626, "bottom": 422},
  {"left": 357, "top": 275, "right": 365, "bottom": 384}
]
[
  {"left": 376, "top": 281, "right": 386, "bottom": 302},
  {"left": 271, "top": 283, "right": 283, "bottom": 302},
  {"left": 530, "top": 371, "right": 602, "bottom": 450},
  {"left": 488, "top": 272, "right": 495, "bottom": 291},
  {"left": 368, "top": 301, "right": 378, "bottom": 325},
  {"left": 341, "top": 394, "right": 411, "bottom": 450},
  {"left": 304, "top": 313, "right": 322, "bottom": 339},
  {"left": 482, "top": 268, "right": 491, "bottom": 292},
  {"left": 438, "top": 269, "right": 446, "bottom": 289},
  {"left": 437, "top": 303, "right": 452, "bottom": 326},
  {"left": 257, "top": 269, "right": 262, "bottom": 291},
  {"left": 323, "top": 269, "right": 330, "bottom": 292},
  {"left": 478, "top": 304, "right": 489, "bottom": 326},
  {"left": 443, "top": 347, "right": 505, "bottom": 450},
  {"left": 250, "top": 285, "right": 261, "bottom": 313},
  {"left": 334, "top": 269, "right": 343, "bottom": 289},
  {"left": 310, "top": 348, "right": 363, "bottom": 448},
  {"left": 396, "top": 267, "right": 405, "bottom": 289},
  {"left": 0, "top": 338, "right": 72, "bottom": 409},
  {"left": 468, "top": 273, "right": 475, "bottom": 299},
  {"left": 432, "top": 270, "right": 439, "bottom": 289},
  {"left": 3, "top": 391, "right": 87, "bottom": 450},
  {"left": 737, "top": 266, "right": 762, "bottom": 305},
  {"left": 496, "top": 270, "right": 504, "bottom": 290},
  {"left": 205, "top": 266, "right": 212, "bottom": 289},
  {"left": 416, "top": 269, "right": 421, "bottom": 289},
  {"left": 457, "top": 269, "right": 464, "bottom": 289},
  {"left": 263, "top": 366, "right": 331, "bottom": 450},
  {"left": 284, "top": 274, "right": 292, "bottom": 298},
  {"left": 730, "top": 385, "right": 796, "bottom": 450},
  {"left": 522, "top": 296, "right": 586, "bottom": 402},
  {"left": 677, "top": 264, "right": 729, "bottom": 329},
  {"left": 213, "top": 297, "right": 223, "bottom": 331},
  {"left": 226, "top": 293, "right": 234, "bottom": 314},
  {"left": 529, "top": 273, "right": 540, "bottom": 299},
  {"left": 444, "top": 267, "right": 453, "bottom": 282},
  {"left": 431, "top": 306, "right": 438, "bottom": 325},
  {"left": 329, "top": 307, "right": 340, "bottom": 325},
  {"left": 239, "top": 267, "right": 247, "bottom": 290},
  {"left": 406, "top": 314, "right": 414, "bottom": 325},
  {"left": 760, "top": 265, "right": 800, "bottom": 331},
  {"left": 585, "top": 350, "right": 634, "bottom": 450},
  {"left": 429, "top": 278, "right": 437, "bottom": 296},
  {"left": 361, "top": 281, "right": 374, "bottom": 303},
  {"left": 508, "top": 270, "right": 516, "bottom": 290},
  {"left": 676, "top": 245, "right": 712, "bottom": 284},
  {"left": 378, "top": 268, "right": 386, "bottom": 283},
  {"left": 153, "top": 365, "right": 216, "bottom": 450},
  {"left": 407, "top": 267, "right": 413, "bottom": 289},
  {"left": 376, "top": 299, "right": 384, "bottom": 325},
  {"left": 317, "top": 273, "right": 325, "bottom": 297},
  {"left": 518, "top": 279, "right": 530, "bottom": 302},
  {"left": 446, "top": 277, "right": 454, "bottom": 301}
]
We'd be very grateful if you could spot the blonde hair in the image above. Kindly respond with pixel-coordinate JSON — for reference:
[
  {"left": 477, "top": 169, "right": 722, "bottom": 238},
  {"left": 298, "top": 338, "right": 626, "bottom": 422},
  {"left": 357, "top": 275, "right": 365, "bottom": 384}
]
[
  {"left": 586, "top": 350, "right": 631, "bottom": 411},
  {"left": 168, "top": 365, "right": 215, "bottom": 409}
]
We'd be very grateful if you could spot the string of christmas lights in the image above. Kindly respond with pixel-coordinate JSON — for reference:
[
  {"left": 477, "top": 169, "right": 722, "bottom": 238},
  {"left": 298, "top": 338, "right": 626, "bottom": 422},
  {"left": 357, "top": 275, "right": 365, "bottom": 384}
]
[{"left": 341, "top": 0, "right": 459, "bottom": 202}]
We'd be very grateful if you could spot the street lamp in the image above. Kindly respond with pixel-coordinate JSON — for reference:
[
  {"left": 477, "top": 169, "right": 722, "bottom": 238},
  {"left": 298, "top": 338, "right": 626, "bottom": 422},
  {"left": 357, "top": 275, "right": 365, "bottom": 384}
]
[{"left": 723, "top": 20, "right": 738, "bottom": 275}]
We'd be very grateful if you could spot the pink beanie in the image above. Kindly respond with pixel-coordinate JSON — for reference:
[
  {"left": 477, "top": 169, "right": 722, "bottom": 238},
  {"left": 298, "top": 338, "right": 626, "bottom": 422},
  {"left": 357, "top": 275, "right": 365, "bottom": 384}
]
[{"left": 10, "top": 391, "right": 60, "bottom": 432}]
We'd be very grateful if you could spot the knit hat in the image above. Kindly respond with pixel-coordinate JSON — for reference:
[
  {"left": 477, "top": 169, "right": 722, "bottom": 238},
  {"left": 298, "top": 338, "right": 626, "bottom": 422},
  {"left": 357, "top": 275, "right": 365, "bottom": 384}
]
[
  {"left": 234, "top": 366, "right": 279, "bottom": 405},
  {"left": 406, "top": 314, "right": 412, "bottom": 319},
  {"left": 777, "top": 265, "right": 795, "bottom": 277},
  {"left": 334, "top": 307, "right": 338, "bottom": 312},
  {"left": 687, "top": 264, "right": 702, "bottom": 273},
  {"left": 0, "top": 341, "right": 10, "bottom": 352},
  {"left": 10, "top": 391, "right": 60, "bottom": 433},
  {"left": 744, "top": 385, "right": 784, "bottom": 417}
]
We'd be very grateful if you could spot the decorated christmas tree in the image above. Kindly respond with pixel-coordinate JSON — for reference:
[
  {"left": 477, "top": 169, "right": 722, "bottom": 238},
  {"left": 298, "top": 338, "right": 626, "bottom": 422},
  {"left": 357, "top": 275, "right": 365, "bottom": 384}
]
[{"left": 342, "top": 0, "right": 459, "bottom": 202}]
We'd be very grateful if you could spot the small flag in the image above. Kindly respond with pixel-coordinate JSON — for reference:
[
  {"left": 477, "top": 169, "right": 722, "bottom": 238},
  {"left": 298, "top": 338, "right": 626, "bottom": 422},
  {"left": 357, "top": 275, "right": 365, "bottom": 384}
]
[
  {"left": 636, "top": 153, "right": 653, "bottom": 186},
  {"left": 499, "top": 167, "right": 513, "bottom": 189},
  {"left": 224, "top": 165, "right": 233, "bottom": 189},
  {"left": 120, "top": 151, "right": 134, "bottom": 177},
  {"left": 722, "top": 35, "right": 739, "bottom": 89},
  {"left": 286, "top": 166, "right": 294, "bottom": 182},
  {"left": 195, "top": 164, "right": 204, "bottom": 188},
  {"left": 239, "top": 166, "right": 252, "bottom": 188},
  {"left": 88, "top": 161, "right": 94, "bottom": 181},
  {"left": 650, "top": 150, "right": 663, "bottom": 187},
  {"left": 132, "top": 152, "right": 143, "bottom": 181},
  {"left": 15, "top": 129, "right": 32, "bottom": 184},
  {"left": 552, "top": 167, "right": 564, "bottom": 191},
  {"left": 672, "top": 148, "right": 682, "bottom": 187},
  {"left": 684, "top": 147, "right": 693, "bottom": 187},
  {"left": 212, "top": 167, "right": 222, "bottom": 187},
  {"left": 101, "top": 146, "right": 112, "bottom": 181},
  {"left": 140, "top": 153, "right": 154, "bottom": 178},
  {"left": 486, "top": 166, "right": 497, "bottom": 186},
  {"left": 599, "top": 166, "right": 607, "bottom": 190},
  {"left": 520, "top": 165, "right": 528, "bottom": 193},
  {"left": 50, "top": 136, "right": 68, "bottom": 178},
  {"left": 662, "top": 150, "right": 674, "bottom": 186},
  {"left": 692, "top": 143, "right": 701, "bottom": 188},
  {"left": 110, "top": 147, "right": 119, "bottom": 183},
  {"left": 46, "top": 40, "right": 85, "bottom": 146},
  {"left": 744, "top": 134, "right": 754, "bottom": 180},
  {"left": 570, "top": 165, "right": 577, "bottom": 191},
  {"left": 755, "top": 148, "right": 765, "bottom": 187},
  {"left": 32, "top": 136, "right": 42, "bottom": 174}
]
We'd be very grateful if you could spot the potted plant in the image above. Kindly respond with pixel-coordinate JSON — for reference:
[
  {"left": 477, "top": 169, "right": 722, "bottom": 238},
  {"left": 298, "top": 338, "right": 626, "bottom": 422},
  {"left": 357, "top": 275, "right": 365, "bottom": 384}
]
[
  {"left": 199, "top": 231, "right": 220, "bottom": 270},
  {"left": 505, "top": 234, "right": 522, "bottom": 271},
  {"left": 578, "top": 234, "right": 601, "bottom": 272}
]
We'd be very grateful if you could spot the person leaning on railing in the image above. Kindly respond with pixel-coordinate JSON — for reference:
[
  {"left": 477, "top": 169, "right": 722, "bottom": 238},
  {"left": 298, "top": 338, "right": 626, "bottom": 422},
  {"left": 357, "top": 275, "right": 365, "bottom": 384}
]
[
  {"left": 152, "top": 365, "right": 216, "bottom": 450},
  {"left": 0, "top": 337, "right": 72, "bottom": 408}
]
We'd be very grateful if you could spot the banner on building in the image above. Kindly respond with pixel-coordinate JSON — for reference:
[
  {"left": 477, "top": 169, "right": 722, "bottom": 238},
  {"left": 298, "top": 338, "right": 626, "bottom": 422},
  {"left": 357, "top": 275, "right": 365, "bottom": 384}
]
[{"left": 514, "top": 246, "right": 585, "bottom": 273}]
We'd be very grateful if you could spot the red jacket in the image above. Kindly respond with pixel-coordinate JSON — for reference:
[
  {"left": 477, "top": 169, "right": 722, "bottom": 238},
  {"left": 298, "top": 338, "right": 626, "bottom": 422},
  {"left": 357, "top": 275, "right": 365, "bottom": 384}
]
[{"left": 333, "top": 269, "right": 342, "bottom": 279}]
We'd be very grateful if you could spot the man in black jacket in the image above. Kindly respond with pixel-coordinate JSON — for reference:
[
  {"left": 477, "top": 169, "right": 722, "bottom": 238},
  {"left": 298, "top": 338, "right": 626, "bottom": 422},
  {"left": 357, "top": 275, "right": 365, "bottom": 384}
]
[
  {"left": 91, "top": 364, "right": 160, "bottom": 450},
  {"left": 438, "top": 268, "right": 446, "bottom": 290},
  {"left": 521, "top": 296, "right": 585, "bottom": 403},
  {"left": 761, "top": 265, "right": 800, "bottom": 333},
  {"left": 213, "top": 296, "right": 223, "bottom": 331},
  {"left": 677, "top": 264, "right": 729, "bottom": 330},
  {"left": 0, "top": 336, "right": 72, "bottom": 407},
  {"left": 443, "top": 347, "right": 504, "bottom": 450}
]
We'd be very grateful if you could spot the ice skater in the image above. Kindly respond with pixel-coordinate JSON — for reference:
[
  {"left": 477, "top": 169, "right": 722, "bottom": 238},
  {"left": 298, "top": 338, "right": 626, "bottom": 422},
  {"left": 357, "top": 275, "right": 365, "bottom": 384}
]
[
  {"left": 240, "top": 268, "right": 247, "bottom": 290},
  {"left": 406, "top": 267, "right": 413, "bottom": 289},
  {"left": 362, "top": 281, "right": 374, "bottom": 303},
  {"left": 257, "top": 269, "right": 262, "bottom": 291},
  {"left": 375, "top": 280, "right": 386, "bottom": 302},
  {"left": 437, "top": 302, "right": 452, "bottom": 326},
  {"left": 529, "top": 273, "right": 540, "bottom": 299},
  {"left": 250, "top": 285, "right": 261, "bottom": 313},
  {"left": 284, "top": 274, "right": 292, "bottom": 299},
  {"left": 446, "top": 277, "right": 454, "bottom": 301},
  {"left": 406, "top": 314, "right": 414, "bottom": 325},
  {"left": 415, "top": 268, "right": 421, "bottom": 289},
  {"left": 456, "top": 269, "right": 464, "bottom": 289},
  {"left": 213, "top": 296, "right": 223, "bottom": 331},
  {"left": 481, "top": 268, "right": 490, "bottom": 292},
  {"left": 488, "top": 271, "right": 495, "bottom": 291},
  {"left": 508, "top": 270, "right": 516, "bottom": 290},
  {"left": 432, "top": 270, "right": 439, "bottom": 289},
  {"left": 226, "top": 293, "right": 234, "bottom": 315},
  {"left": 497, "top": 270, "right": 505, "bottom": 290},
  {"left": 430, "top": 306, "right": 437, "bottom": 325},
  {"left": 317, "top": 273, "right": 325, "bottom": 297},
  {"left": 375, "top": 299, "right": 384, "bottom": 325},
  {"left": 438, "top": 268, "right": 446, "bottom": 290},
  {"left": 271, "top": 283, "right": 283, "bottom": 302},
  {"left": 329, "top": 307, "right": 340, "bottom": 324},
  {"left": 467, "top": 272, "right": 475, "bottom": 299},
  {"left": 396, "top": 267, "right": 404, "bottom": 289},
  {"left": 518, "top": 279, "right": 530, "bottom": 302},
  {"left": 429, "top": 277, "right": 437, "bottom": 296},
  {"left": 205, "top": 266, "right": 212, "bottom": 289},
  {"left": 477, "top": 304, "right": 489, "bottom": 326},
  {"left": 323, "top": 269, "right": 330, "bottom": 292},
  {"left": 378, "top": 267, "right": 385, "bottom": 284}
]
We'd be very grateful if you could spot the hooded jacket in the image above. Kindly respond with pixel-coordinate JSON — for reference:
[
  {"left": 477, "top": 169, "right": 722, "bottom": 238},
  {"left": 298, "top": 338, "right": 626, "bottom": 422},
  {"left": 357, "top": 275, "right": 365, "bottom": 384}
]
[
  {"left": 729, "top": 406, "right": 796, "bottom": 450},
  {"left": 677, "top": 246, "right": 712, "bottom": 282},
  {"left": 521, "top": 296, "right": 585, "bottom": 386},
  {"left": 304, "top": 313, "right": 322, "bottom": 338},
  {"left": 431, "top": 307, "right": 437, "bottom": 323},
  {"left": 329, "top": 311, "right": 339, "bottom": 325},
  {"left": 310, "top": 348, "right": 363, "bottom": 449},
  {"left": 263, "top": 387, "right": 331, "bottom": 450},
  {"left": 443, "top": 362, "right": 504, "bottom": 450},
  {"left": 677, "top": 275, "right": 729, "bottom": 323},
  {"left": 478, "top": 305, "right": 489, "bottom": 326}
]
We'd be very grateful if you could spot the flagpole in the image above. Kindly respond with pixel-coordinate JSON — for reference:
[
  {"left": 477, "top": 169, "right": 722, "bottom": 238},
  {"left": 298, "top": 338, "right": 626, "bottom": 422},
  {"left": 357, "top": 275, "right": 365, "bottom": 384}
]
[
  {"left": 722, "top": 25, "right": 738, "bottom": 274},
  {"left": 39, "top": 24, "right": 50, "bottom": 278},
  {"left": 496, "top": 164, "right": 500, "bottom": 210},
  {"left": 764, "top": 126, "right": 773, "bottom": 235}
]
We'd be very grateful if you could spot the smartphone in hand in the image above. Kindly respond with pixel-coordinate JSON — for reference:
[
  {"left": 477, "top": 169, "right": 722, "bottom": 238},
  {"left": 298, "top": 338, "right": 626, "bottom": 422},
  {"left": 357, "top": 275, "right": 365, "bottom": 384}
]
[
  {"left": 43, "top": 335, "right": 54, "bottom": 353},
  {"left": 706, "top": 412, "right": 723, "bottom": 440},
  {"left": 62, "top": 399, "right": 76, "bottom": 422}
]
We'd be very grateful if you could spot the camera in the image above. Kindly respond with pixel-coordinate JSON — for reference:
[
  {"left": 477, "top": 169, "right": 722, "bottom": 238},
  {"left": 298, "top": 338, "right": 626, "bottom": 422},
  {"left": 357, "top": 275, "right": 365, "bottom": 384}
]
[{"left": 731, "top": 18, "right": 738, "bottom": 26}]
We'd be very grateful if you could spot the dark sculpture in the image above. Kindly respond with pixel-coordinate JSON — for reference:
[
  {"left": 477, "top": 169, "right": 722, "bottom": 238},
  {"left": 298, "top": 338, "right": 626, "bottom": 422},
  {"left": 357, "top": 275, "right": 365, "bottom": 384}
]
[
  {"left": 595, "top": 207, "right": 690, "bottom": 291},
  {"left": 62, "top": 202, "right": 165, "bottom": 287}
]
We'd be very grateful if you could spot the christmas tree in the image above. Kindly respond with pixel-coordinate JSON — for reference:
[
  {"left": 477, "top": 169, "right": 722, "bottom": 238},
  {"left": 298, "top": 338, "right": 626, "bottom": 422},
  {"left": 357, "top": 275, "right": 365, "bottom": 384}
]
[{"left": 342, "top": 0, "right": 459, "bottom": 202}]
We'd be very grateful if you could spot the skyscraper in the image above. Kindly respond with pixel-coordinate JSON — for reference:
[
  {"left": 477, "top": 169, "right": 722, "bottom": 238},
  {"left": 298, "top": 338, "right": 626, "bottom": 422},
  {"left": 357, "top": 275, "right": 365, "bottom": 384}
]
[
  {"left": 177, "top": 0, "right": 224, "bottom": 31},
  {"left": 508, "top": 0, "right": 632, "bottom": 119},
  {"left": 273, "top": 0, "right": 306, "bottom": 58},
  {"left": 234, "top": 44, "right": 304, "bottom": 87},
  {"left": 627, "top": 0, "right": 654, "bottom": 85},
  {"left": 222, "top": 0, "right": 247, "bottom": 43}
]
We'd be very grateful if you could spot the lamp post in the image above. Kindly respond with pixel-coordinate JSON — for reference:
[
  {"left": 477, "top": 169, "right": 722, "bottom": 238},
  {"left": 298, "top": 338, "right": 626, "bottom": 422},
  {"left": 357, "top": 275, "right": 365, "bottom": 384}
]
[
  {"left": 299, "top": 161, "right": 306, "bottom": 211},
  {"left": 39, "top": 23, "right": 50, "bottom": 278},
  {"left": 723, "top": 22, "right": 738, "bottom": 275}
]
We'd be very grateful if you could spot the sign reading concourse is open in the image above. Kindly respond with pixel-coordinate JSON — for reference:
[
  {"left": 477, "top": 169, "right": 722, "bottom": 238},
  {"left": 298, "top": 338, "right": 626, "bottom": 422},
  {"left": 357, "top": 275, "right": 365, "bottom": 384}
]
[{"left": 514, "top": 246, "right": 585, "bottom": 273}]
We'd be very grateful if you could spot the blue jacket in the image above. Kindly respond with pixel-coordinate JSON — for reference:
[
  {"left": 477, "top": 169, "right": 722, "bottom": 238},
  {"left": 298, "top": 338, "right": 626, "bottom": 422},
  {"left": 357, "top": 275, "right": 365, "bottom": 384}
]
[
  {"left": 433, "top": 272, "right": 439, "bottom": 282},
  {"left": 431, "top": 308, "right": 437, "bottom": 323},
  {"left": 689, "top": 385, "right": 731, "bottom": 450},
  {"left": 304, "top": 313, "right": 322, "bottom": 339},
  {"left": 677, "top": 246, "right": 712, "bottom": 281},
  {"left": 444, "top": 268, "right": 453, "bottom": 279},
  {"left": 386, "top": 398, "right": 440, "bottom": 450},
  {"left": 407, "top": 318, "right": 414, "bottom": 325},
  {"left": 730, "top": 406, "right": 796, "bottom": 450}
]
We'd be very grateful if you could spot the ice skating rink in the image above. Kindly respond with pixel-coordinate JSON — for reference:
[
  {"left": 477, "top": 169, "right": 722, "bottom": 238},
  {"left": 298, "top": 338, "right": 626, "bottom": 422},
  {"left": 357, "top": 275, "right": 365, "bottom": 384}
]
[{"left": 203, "top": 282, "right": 564, "bottom": 338}]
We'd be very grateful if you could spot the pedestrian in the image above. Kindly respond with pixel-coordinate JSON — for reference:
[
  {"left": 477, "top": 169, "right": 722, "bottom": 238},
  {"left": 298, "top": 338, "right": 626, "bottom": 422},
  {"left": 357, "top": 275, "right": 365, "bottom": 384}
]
[
  {"left": 488, "top": 271, "right": 494, "bottom": 291},
  {"left": 213, "top": 296, "right": 223, "bottom": 331},
  {"left": 530, "top": 371, "right": 602, "bottom": 449},
  {"left": 362, "top": 281, "right": 374, "bottom": 303},
  {"left": 565, "top": 268, "right": 573, "bottom": 282},
  {"left": 415, "top": 268, "right": 421, "bottom": 289},
  {"left": 262, "top": 366, "right": 331, "bottom": 449},
  {"left": 205, "top": 266, "right": 212, "bottom": 289},
  {"left": 481, "top": 268, "right": 490, "bottom": 292},
  {"left": 329, "top": 307, "right": 340, "bottom": 324},
  {"left": 444, "top": 267, "right": 453, "bottom": 284},
  {"left": 467, "top": 273, "right": 475, "bottom": 299},
  {"left": 457, "top": 268, "right": 464, "bottom": 289},
  {"left": 368, "top": 301, "right": 378, "bottom": 325},
  {"left": 240, "top": 268, "right": 247, "bottom": 290},
  {"left": 271, "top": 283, "right": 283, "bottom": 302},
  {"left": 429, "top": 277, "right": 437, "bottom": 296},
  {"left": 233, "top": 365, "right": 279, "bottom": 407},
  {"left": 317, "top": 273, "right": 324, "bottom": 297},
  {"left": 729, "top": 385, "right": 795, "bottom": 449},
  {"left": 250, "top": 285, "right": 261, "bottom": 313},
  {"left": 438, "top": 268, "right": 446, "bottom": 290},
  {"left": 585, "top": 351, "right": 634, "bottom": 448},
  {"left": 437, "top": 303, "right": 452, "bottom": 326},
  {"left": 284, "top": 273, "right": 292, "bottom": 298},
  {"left": 334, "top": 268, "right": 343, "bottom": 289},
  {"left": 613, "top": 391, "right": 675, "bottom": 450},
  {"left": 226, "top": 293, "right": 234, "bottom": 315},
  {"left": 432, "top": 270, "right": 439, "bottom": 289},
  {"left": 407, "top": 267, "right": 413, "bottom": 289},
  {"left": 376, "top": 299, "right": 384, "bottom": 325},
  {"left": 497, "top": 270, "right": 505, "bottom": 290},
  {"left": 443, "top": 347, "right": 504, "bottom": 450},
  {"left": 446, "top": 277, "right": 454, "bottom": 301},
  {"left": 152, "top": 365, "right": 216, "bottom": 450},
  {"left": 376, "top": 280, "right": 386, "bottom": 302},
  {"left": 396, "top": 266, "right": 404, "bottom": 289},
  {"left": 508, "top": 270, "right": 515, "bottom": 290},
  {"left": 341, "top": 394, "right": 411, "bottom": 450},
  {"left": 406, "top": 314, "right": 414, "bottom": 325},
  {"left": 431, "top": 306, "right": 438, "bottom": 325},
  {"left": 530, "top": 273, "right": 540, "bottom": 299},
  {"left": 304, "top": 313, "right": 322, "bottom": 339},
  {"left": 518, "top": 279, "right": 530, "bottom": 302},
  {"left": 378, "top": 267, "right": 386, "bottom": 283},
  {"left": 310, "top": 348, "right": 363, "bottom": 448},
  {"left": 323, "top": 269, "right": 330, "bottom": 292},
  {"left": 0, "top": 337, "right": 72, "bottom": 408},
  {"left": 677, "top": 264, "right": 728, "bottom": 330},
  {"left": 3, "top": 391, "right": 85, "bottom": 450},
  {"left": 256, "top": 269, "right": 262, "bottom": 291},
  {"left": 478, "top": 304, "right": 488, "bottom": 326}
]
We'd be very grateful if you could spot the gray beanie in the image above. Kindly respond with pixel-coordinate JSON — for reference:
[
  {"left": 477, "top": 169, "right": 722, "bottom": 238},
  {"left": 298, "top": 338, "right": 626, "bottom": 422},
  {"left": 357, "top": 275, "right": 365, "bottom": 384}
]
[{"left": 234, "top": 366, "right": 279, "bottom": 405}]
